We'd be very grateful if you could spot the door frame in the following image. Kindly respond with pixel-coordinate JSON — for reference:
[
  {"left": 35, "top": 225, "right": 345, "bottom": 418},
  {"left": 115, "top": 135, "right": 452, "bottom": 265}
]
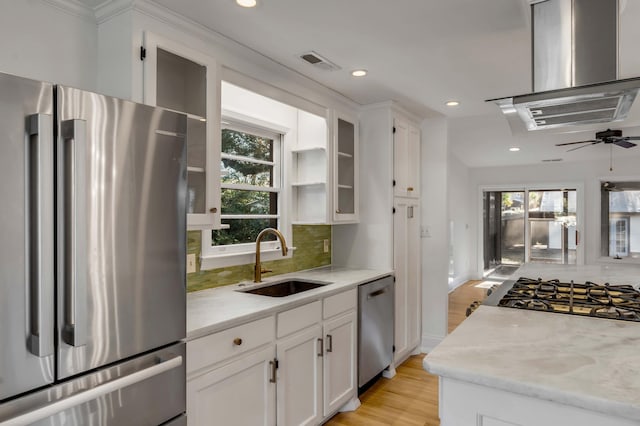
[{"left": 476, "top": 182, "right": 585, "bottom": 278}]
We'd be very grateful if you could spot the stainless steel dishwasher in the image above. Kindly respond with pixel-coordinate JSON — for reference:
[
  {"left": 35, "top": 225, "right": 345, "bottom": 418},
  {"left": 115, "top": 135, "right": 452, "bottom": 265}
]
[{"left": 358, "top": 275, "right": 395, "bottom": 388}]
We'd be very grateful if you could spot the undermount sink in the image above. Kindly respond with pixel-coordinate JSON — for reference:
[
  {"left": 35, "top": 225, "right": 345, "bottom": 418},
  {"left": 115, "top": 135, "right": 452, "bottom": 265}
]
[{"left": 238, "top": 279, "right": 331, "bottom": 297}]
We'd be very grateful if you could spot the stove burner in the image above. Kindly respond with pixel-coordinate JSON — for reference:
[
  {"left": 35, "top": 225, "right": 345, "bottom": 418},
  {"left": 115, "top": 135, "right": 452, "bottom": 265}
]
[{"left": 498, "top": 277, "right": 640, "bottom": 322}]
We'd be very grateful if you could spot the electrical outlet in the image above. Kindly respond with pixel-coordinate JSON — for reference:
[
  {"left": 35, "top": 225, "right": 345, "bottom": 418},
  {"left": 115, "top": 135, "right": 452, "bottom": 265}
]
[
  {"left": 186, "top": 253, "right": 196, "bottom": 274},
  {"left": 323, "top": 239, "right": 330, "bottom": 253}
]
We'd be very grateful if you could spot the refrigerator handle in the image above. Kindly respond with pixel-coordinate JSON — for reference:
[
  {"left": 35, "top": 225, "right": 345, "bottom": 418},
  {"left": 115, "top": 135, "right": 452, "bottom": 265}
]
[
  {"left": 0, "top": 354, "right": 183, "bottom": 426},
  {"left": 61, "top": 119, "right": 88, "bottom": 348},
  {"left": 26, "top": 114, "right": 55, "bottom": 358}
]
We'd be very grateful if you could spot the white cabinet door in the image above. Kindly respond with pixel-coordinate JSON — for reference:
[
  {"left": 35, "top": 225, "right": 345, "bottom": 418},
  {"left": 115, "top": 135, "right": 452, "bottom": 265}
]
[
  {"left": 323, "top": 311, "right": 357, "bottom": 416},
  {"left": 394, "top": 117, "right": 420, "bottom": 198},
  {"left": 276, "top": 325, "right": 323, "bottom": 426},
  {"left": 332, "top": 110, "right": 359, "bottom": 223},
  {"left": 406, "top": 202, "right": 421, "bottom": 350},
  {"left": 143, "top": 32, "right": 222, "bottom": 230},
  {"left": 187, "top": 345, "right": 276, "bottom": 426},
  {"left": 393, "top": 200, "right": 421, "bottom": 362}
]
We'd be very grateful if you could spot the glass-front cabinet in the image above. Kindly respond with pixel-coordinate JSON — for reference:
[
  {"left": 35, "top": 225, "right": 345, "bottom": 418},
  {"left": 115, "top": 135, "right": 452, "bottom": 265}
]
[
  {"left": 332, "top": 110, "right": 359, "bottom": 223},
  {"left": 143, "top": 32, "right": 222, "bottom": 230}
]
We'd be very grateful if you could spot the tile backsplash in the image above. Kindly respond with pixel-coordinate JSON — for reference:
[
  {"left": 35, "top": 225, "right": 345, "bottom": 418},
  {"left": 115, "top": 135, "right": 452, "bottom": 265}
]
[{"left": 187, "top": 225, "right": 331, "bottom": 292}]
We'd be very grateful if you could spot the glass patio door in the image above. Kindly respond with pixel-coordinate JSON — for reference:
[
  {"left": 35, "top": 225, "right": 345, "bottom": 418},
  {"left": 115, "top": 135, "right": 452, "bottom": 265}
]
[
  {"left": 527, "top": 190, "right": 577, "bottom": 264},
  {"left": 483, "top": 188, "right": 578, "bottom": 277}
]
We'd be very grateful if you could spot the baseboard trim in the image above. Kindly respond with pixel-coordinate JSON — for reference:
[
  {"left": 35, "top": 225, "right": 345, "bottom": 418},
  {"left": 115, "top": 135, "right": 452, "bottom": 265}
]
[
  {"left": 448, "top": 274, "right": 471, "bottom": 293},
  {"left": 421, "top": 333, "right": 445, "bottom": 353}
]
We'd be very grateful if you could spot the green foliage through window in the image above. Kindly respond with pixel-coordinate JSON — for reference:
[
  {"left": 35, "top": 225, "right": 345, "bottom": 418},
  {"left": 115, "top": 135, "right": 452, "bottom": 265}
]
[{"left": 213, "top": 126, "right": 280, "bottom": 246}]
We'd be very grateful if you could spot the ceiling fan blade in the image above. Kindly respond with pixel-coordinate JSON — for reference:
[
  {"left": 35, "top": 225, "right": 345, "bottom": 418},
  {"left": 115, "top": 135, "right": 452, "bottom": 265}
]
[
  {"left": 613, "top": 140, "right": 637, "bottom": 149},
  {"left": 555, "top": 139, "right": 598, "bottom": 147},
  {"left": 566, "top": 141, "right": 600, "bottom": 152}
]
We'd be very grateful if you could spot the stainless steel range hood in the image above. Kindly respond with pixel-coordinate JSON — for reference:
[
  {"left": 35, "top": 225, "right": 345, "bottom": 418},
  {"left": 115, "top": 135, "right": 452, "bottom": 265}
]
[{"left": 490, "top": 0, "right": 640, "bottom": 131}]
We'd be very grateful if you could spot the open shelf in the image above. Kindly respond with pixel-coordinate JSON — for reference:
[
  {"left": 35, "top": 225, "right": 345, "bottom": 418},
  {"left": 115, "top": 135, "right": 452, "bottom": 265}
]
[
  {"left": 337, "top": 151, "right": 353, "bottom": 158},
  {"left": 338, "top": 184, "right": 353, "bottom": 189},
  {"left": 187, "top": 166, "right": 206, "bottom": 173}
]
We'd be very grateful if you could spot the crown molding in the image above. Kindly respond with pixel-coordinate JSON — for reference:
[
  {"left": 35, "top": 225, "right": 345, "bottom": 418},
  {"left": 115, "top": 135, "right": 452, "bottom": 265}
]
[
  {"left": 94, "top": 0, "right": 134, "bottom": 23},
  {"left": 40, "top": 0, "right": 97, "bottom": 21}
]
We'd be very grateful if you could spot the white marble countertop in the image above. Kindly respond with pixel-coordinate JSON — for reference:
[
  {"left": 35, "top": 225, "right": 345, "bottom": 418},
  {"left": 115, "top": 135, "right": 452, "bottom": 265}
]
[
  {"left": 424, "top": 263, "right": 640, "bottom": 422},
  {"left": 507, "top": 263, "right": 640, "bottom": 287},
  {"left": 187, "top": 266, "right": 393, "bottom": 340}
]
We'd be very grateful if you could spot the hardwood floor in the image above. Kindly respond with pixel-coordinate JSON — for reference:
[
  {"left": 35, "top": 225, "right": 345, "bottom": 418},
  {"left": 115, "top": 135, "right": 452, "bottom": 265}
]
[{"left": 324, "top": 280, "right": 489, "bottom": 426}]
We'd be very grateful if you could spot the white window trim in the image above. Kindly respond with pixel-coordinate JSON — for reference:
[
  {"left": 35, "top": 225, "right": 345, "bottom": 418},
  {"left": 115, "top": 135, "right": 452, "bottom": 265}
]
[
  {"left": 201, "top": 112, "right": 293, "bottom": 270},
  {"left": 597, "top": 178, "right": 640, "bottom": 264},
  {"left": 475, "top": 182, "right": 585, "bottom": 277}
]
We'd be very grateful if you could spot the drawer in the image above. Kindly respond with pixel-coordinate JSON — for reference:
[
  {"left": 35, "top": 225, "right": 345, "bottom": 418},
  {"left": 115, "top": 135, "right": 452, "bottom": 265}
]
[
  {"left": 187, "top": 316, "right": 275, "bottom": 375},
  {"left": 277, "top": 301, "right": 321, "bottom": 338},
  {"left": 323, "top": 288, "right": 357, "bottom": 319}
]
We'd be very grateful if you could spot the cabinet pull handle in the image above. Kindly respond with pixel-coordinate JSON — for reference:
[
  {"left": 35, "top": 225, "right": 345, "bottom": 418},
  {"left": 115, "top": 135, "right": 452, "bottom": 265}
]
[
  {"left": 335, "top": 209, "right": 341, "bottom": 214},
  {"left": 209, "top": 207, "right": 217, "bottom": 213},
  {"left": 317, "top": 338, "right": 323, "bottom": 357},
  {"left": 233, "top": 338, "right": 242, "bottom": 346},
  {"left": 326, "top": 334, "right": 333, "bottom": 353},
  {"left": 407, "top": 187, "right": 414, "bottom": 191},
  {"left": 269, "top": 359, "right": 277, "bottom": 383}
]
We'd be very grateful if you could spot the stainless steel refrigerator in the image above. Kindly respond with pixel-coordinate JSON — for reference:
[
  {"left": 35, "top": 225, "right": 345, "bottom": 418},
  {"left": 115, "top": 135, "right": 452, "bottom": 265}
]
[{"left": 0, "top": 72, "right": 187, "bottom": 425}]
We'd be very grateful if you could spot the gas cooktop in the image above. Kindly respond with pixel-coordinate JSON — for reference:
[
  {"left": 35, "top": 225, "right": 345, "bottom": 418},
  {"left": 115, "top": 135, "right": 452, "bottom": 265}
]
[{"left": 495, "top": 277, "right": 640, "bottom": 322}]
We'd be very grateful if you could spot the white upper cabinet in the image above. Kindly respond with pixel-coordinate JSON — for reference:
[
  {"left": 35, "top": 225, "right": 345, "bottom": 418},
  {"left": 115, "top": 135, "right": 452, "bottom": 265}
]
[
  {"left": 291, "top": 110, "right": 331, "bottom": 224},
  {"left": 393, "top": 117, "right": 421, "bottom": 198},
  {"left": 332, "top": 110, "right": 359, "bottom": 223},
  {"left": 143, "top": 32, "right": 222, "bottom": 230}
]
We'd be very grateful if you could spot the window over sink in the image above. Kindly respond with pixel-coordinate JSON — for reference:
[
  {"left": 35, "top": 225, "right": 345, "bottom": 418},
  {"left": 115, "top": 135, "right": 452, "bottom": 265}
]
[{"left": 200, "top": 80, "right": 295, "bottom": 270}]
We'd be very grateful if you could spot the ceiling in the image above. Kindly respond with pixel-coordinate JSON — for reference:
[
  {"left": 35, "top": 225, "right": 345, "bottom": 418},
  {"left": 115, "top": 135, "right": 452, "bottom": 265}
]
[{"left": 82, "top": 0, "right": 640, "bottom": 168}]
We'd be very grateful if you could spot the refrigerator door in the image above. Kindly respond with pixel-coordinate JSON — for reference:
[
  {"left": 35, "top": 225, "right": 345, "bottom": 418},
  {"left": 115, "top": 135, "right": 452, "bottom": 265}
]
[
  {"left": 56, "top": 86, "right": 187, "bottom": 379},
  {"left": 0, "top": 73, "right": 55, "bottom": 400},
  {"left": 0, "top": 342, "right": 185, "bottom": 425}
]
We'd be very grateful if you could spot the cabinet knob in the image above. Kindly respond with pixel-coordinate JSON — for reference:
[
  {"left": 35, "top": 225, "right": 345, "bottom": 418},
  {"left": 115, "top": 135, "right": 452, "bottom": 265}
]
[
  {"left": 407, "top": 187, "right": 414, "bottom": 192},
  {"left": 233, "top": 338, "right": 243, "bottom": 346},
  {"left": 210, "top": 207, "right": 218, "bottom": 213},
  {"left": 335, "top": 209, "right": 341, "bottom": 214}
]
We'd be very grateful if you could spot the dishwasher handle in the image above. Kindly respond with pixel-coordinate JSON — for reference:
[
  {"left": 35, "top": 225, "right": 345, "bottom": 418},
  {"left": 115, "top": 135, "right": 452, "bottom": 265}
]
[{"left": 368, "top": 287, "right": 389, "bottom": 299}]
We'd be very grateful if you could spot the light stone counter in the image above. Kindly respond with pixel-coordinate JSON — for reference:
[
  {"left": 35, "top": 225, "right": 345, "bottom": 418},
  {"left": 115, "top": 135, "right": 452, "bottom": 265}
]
[
  {"left": 187, "top": 266, "right": 393, "bottom": 340},
  {"left": 507, "top": 263, "right": 640, "bottom": 287},
  {"left": 424, "top": 263, "right": 640, "bottom": 422}
]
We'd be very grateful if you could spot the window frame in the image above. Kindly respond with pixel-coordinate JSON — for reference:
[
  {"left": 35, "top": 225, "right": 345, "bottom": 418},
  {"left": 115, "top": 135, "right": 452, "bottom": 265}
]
[
  {"left": 200, "top": 113, "right": 293, "bottom": 270},
  {"left": 600, "top": 180, "right": 640, "bottom": 263}
]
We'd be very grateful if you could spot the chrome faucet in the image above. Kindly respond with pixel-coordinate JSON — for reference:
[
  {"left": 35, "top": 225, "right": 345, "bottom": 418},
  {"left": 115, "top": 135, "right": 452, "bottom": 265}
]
[{"left": 254, "top": 228, "right": 288, "bottom": 283}]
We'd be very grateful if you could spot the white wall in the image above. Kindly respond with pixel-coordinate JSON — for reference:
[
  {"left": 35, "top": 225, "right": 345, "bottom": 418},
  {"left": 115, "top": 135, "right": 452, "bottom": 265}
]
[
  {"left": 97, "top": 2, "right": 357, "bottom": 114},
  {"left": 421, "top": 117, "right": 450, "bottom": 351},
  {"left": 447, "top": 153, "right": 473, "bottom": 290},
  {"left": 466, "top": 155, "right": 640, "bottom": 277},
  {"left": 0, "top": 0, "right": 97, "bottom": 90}
]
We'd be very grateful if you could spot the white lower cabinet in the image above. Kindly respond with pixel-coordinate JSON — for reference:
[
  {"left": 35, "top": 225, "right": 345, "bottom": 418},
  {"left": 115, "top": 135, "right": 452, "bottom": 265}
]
[
  {"left": 186, "top": 317, "right": 277, "bottom": 426},
  {"left": 187, "top": 288, "right": 358, "bottom": 426},
  {"left": 276, "top": 292, "right": 358, "bottom": 425},
  {"left": 322, "top": 310, "right": 357, "bottom": 416},
  {"left": 276, "top": 324, "right": 323, "bottom": 426},
  {"left": 186, "top": 346, "right": 276, "bottom": 426}
]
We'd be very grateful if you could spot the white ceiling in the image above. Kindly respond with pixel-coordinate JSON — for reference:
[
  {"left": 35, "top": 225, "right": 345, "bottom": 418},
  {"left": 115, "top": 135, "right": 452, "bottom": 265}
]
[{"left": 83, "top": 0, "right": 640, "bottom": 168}]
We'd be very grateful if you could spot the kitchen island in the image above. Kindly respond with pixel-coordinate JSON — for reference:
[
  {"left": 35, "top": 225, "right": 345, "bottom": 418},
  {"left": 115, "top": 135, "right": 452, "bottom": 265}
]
[{"left": 424, "top": 264, "right": 640, "bottom": 426}]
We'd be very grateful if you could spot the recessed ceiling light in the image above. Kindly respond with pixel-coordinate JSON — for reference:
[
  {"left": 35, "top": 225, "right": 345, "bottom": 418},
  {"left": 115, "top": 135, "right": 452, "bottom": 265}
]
[
  {"left": 446, "top": 101, "right": 460, "bottom": 107},
  {"left": 236, "top": 0, "right": 257, "bottom": 7},
  {"left": 351, "top": 69, "right": 367, "bottom": 77},
  {"left": 509, "top": 147, "right": 521, "bottom": 152}
]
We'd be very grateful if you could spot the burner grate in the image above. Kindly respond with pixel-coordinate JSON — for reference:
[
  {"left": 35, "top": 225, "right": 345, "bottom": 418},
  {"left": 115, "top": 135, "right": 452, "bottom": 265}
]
[{"left": 497, "top": 277, "right": 640, "bottom": 322}]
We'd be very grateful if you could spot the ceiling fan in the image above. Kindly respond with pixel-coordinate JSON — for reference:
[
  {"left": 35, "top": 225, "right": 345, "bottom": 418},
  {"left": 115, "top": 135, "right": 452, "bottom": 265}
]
[{"left": 556, "top": 129, "right": 640, "bottom": 152}]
